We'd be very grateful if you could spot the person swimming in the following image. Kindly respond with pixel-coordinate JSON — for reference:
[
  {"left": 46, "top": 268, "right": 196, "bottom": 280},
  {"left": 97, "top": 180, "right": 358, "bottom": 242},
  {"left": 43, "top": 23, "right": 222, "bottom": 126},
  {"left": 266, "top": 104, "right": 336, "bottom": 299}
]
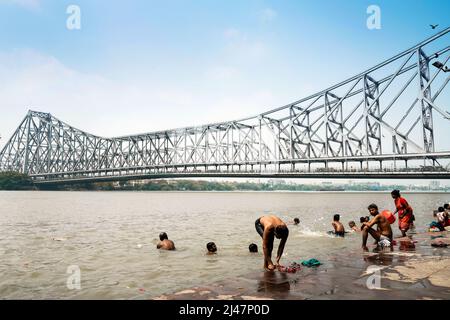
[
  {"left": 255, "top": 215, "right": 289, "bottom": 271},
  {"left": 156, "top": 232, "right": 176, "bottom": 250},
  {"left": 249, "top": 243, "right": 258, "bottom": 253},
  {"left": 293, "top": 218, "right": 300, "bottom": 225},
  {"left": 330, "top": 214, "right": 345, "bottom": 237},
  {"left": 348, "top": 221, "right": 359, "bottom": 232},
  {"left": 206, "top": 242, "right": 217, "bottom": 254}
]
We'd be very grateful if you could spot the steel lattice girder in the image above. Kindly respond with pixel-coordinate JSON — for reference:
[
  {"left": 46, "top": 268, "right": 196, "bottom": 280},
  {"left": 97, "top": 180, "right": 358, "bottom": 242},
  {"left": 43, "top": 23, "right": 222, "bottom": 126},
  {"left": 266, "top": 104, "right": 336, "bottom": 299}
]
[{"left": 1, "top": 28, "right": 450, "bottom": 182}]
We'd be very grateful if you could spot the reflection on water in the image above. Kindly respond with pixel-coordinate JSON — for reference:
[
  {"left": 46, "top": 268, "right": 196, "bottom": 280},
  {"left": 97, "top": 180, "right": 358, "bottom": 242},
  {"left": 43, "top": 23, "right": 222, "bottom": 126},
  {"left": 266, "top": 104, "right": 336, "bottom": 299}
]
[
  {"left": 257, "top": 271, "right": 291, "bottom": 298},
  {"left": 0, "top": 191, "right": 448, "bottom": 299},
  {"left": 399, "top": 240, "right": 416, "bottom": 251}
]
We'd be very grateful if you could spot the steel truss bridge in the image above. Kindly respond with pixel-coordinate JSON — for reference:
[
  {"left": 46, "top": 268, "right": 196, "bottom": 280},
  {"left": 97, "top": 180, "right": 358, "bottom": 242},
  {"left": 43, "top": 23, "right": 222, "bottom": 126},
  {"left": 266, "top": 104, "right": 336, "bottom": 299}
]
[{"left": 1, "top": 29, "right": 450, "bottom": 184}]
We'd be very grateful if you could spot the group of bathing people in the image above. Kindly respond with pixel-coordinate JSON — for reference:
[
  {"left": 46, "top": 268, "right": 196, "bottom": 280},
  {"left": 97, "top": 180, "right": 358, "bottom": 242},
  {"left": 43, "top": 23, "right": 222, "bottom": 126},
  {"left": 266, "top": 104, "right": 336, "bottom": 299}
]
[
  {"left": 156, "top": 190, "right": 450, "bottom": 271},
  {"left": 431, "top": 203, "right": 450, "bottom": 231}
]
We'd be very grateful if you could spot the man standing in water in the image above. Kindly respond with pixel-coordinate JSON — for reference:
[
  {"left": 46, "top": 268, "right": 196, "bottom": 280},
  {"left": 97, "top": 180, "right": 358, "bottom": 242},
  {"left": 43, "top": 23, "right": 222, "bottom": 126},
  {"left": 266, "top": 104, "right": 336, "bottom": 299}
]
[
  {"left": 361, "top": 204, "right": 393, "bottom": 251},
  {"left": 391, "top": 190, "right": 414, "bottom": 237},
  {"left": 255, "top": 215, "right": 289, "bottom": 271}
]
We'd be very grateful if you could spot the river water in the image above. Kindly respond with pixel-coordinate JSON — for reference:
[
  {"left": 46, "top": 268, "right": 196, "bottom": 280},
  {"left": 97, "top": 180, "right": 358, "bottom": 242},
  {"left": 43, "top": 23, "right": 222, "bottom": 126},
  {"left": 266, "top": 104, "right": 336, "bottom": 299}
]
[{"left": 0, "top": 191, "right": 448, "bottom": 299}]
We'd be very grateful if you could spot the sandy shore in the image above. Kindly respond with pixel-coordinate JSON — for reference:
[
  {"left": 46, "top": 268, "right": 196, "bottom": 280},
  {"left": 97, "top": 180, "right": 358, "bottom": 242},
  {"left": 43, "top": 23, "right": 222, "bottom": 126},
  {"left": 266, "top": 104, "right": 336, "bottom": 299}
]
[{"left": 153, "top": 231, "right": 450, "bottom": 300}]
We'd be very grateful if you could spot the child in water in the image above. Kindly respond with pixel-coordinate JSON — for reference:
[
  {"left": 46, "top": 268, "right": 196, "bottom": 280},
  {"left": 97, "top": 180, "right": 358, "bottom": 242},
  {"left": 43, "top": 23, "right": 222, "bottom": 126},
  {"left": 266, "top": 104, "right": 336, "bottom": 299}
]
[
  {"left": 348, "top": 221, "right": 359, "bottom": 232},
  {"left": 330, "top": 214, "right": 345, "bottom": 237}
]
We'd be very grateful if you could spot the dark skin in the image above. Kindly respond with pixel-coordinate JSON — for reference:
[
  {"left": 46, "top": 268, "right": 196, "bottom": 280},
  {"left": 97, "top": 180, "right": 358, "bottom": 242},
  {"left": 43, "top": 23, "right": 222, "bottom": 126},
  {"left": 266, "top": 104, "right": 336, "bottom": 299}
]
[
  {"left": 157, "top": 239, "right": 176, "bottom": 250},
  {"left": 259, "top": 215, "right": 289, "bottom": 271},
  {"left": 361, "top": 207, "right": 393, "bottom": 251},
  {"left": 332, "top": 220, "right": 345, "bottom": 233}
]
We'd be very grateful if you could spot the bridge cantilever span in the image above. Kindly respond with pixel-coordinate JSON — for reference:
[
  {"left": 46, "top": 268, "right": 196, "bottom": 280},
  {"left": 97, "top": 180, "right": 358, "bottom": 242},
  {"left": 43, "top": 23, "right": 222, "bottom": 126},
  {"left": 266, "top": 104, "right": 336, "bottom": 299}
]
[{"left": 1, "top": 28, "right": 450, "bottom": 184}]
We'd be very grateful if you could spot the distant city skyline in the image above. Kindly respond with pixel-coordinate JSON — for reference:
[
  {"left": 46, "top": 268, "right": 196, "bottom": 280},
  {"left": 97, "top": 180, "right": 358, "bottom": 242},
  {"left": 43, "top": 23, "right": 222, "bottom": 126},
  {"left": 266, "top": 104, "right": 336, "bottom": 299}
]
[{"left": 178, "top": 177, "right": 450, "bottom": 187}]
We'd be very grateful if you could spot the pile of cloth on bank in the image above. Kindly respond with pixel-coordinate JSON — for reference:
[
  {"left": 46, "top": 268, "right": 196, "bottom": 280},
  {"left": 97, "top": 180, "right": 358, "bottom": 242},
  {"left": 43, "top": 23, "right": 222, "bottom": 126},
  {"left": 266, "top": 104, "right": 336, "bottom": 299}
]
[{"left": 277, "top": 258, "right": 322, "bottom": 273}]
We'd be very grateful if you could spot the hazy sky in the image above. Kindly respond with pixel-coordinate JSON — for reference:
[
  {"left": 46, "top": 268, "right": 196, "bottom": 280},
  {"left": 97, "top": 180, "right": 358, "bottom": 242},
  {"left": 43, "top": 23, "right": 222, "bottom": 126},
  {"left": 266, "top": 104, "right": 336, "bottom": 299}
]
[{"left": 0, "top": 0, "right": 449, "bottom": 185}]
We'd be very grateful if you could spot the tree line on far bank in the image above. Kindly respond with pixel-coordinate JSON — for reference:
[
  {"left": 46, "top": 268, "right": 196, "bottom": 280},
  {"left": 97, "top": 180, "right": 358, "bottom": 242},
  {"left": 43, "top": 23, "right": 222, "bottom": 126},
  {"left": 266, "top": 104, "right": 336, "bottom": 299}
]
[
  {"left": 0, "top": 172, "right": 35, "bottom": 190},
  {"left": 0, "top": 171, "right": 436, "bottom": 192}
]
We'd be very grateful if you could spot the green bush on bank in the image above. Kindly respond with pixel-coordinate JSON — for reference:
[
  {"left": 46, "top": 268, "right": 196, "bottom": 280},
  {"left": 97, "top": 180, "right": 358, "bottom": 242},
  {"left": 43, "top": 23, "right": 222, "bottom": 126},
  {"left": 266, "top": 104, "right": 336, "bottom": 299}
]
[{"left": 0, "top": 172, "right": 34, "bottom": 190}]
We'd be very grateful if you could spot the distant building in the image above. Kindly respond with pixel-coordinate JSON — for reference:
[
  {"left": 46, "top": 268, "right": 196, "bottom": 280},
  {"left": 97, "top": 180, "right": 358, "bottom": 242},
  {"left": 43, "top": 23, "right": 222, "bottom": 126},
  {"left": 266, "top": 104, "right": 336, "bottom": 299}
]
[
  {"left": 268, "top": 179, "right": 286, "bottom": 185},
  {"left": 429, "top": 181, "right": 440, "bottom": 190},
  {"left": 366, "top": 182, "right": 380, "bottom": 188},
  {"left": 128, "top": 180, "right": 147, "bottom": 186}
]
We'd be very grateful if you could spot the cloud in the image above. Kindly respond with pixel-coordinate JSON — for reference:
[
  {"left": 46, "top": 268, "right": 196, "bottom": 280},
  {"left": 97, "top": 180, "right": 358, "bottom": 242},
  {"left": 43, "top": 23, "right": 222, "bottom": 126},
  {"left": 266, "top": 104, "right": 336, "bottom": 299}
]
[
  {"left": 205, "top": 65, "right": 239, "bottom": 81},
  {"left": 0, "top": 0, "right": 41, "bottom": 10},
  {"left": 259, "top": 8, "right": 278, "bottom": 22},
  {"left": 222, "top": 28, "right": 269, "bottom": 62},
  {"left": 223, "top": 28, "right": 241, "bottom": 39},
  {"left": 0, "top": 49, "right": 283, "bottom": 148},
  {"left": 0, "top": 49, "right": 203, "bottom": 141}
]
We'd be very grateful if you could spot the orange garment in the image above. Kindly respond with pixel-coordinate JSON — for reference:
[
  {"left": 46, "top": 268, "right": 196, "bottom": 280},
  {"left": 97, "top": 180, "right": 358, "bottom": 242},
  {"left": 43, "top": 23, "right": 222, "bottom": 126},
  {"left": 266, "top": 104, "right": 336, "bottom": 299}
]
[{"left": 395, "top": 197, "right": 413, "bottom": 231}]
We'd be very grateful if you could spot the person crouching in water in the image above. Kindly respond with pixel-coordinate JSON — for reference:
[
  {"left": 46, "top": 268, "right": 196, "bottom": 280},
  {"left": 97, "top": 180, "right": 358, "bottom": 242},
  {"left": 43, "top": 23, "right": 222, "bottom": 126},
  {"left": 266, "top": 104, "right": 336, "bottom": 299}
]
[
  {"left": 157, "top": 232, "right": 176, "bottom": 250},
  {"left": 331, "top": 214, "right": 345, "bottom": 237},
  {"left": 255, "top": 215, "right": 289, "bottom": 271},
  {"left": 361, "top": 204, "right": 393, "bottom": 251},
  {"left": 432, "top": 207, "right": 450, "bottom": 231}
]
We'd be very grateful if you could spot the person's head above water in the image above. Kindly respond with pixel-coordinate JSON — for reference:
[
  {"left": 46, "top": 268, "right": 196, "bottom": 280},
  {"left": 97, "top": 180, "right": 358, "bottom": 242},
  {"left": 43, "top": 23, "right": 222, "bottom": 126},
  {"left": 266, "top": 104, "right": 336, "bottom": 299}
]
[
  {"left": 207, "top": 242, "right": 217, "bottom": 253},
  {"left": 156, "top": 232, "right": 175, "bottom": 250},
  {"left": 333, "top": 214, "right": 340, "bottom": 221},
  {"left": 159, "top": 232, "right": 168, "bottom": 241},
  {"left": 391, "top": 189, "right": 400, "bottom": 199},
  {"left": 367, "top": 203, "right": 379, "bottom": 216},
  {"left": 438, "top": 206, "right": 445, "bottom": 212},
  {"left": 444, "top": 203, "right": 449, "bottom": 210},
  {"left": 249, "top": 243, "right": 258, "bottom": 253},
  {"left": 349, "top": 221, "right": 356, "bottom": 228},
  {"left": 359, "top": 216, "right": 369, "bottom": 223},
  {"left": 274, "top": 225, "right": 289, "bottom": 239},
  {"left": 293, "top": 218, "right": 300, "bottom": 225}
]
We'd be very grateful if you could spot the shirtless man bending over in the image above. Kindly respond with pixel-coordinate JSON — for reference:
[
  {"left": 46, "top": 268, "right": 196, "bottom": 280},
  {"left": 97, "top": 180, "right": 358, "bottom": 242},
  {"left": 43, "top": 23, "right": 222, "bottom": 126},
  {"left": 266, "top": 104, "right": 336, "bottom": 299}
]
[
  {"left": 361, "top": 204, "right": 393, "bottom": 251},
  {"left": 255, "top": 215, "right": 289, "bottom": 271}
]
